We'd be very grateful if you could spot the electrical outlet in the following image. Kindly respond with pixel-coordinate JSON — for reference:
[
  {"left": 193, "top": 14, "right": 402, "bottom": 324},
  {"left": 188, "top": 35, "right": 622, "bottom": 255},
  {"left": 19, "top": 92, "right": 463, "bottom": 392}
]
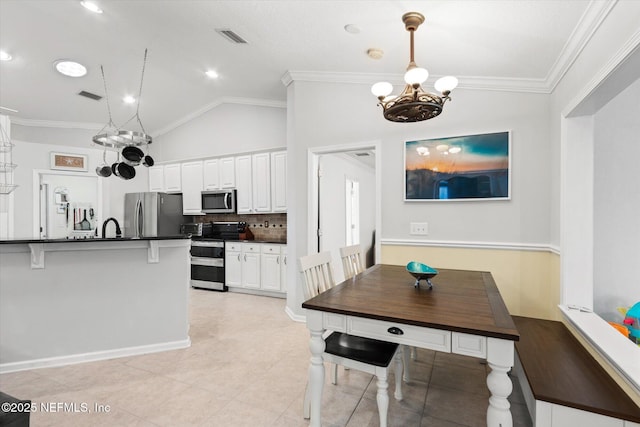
[{"left": 410, "top": 222, "right": 429, "bottom": 235}]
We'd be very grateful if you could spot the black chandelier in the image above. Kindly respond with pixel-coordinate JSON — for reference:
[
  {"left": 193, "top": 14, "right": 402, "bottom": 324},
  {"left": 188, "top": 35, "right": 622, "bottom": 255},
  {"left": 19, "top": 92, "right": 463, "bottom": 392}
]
[{"left": 371, "top": 12, "right": 458, "bottom": 123}]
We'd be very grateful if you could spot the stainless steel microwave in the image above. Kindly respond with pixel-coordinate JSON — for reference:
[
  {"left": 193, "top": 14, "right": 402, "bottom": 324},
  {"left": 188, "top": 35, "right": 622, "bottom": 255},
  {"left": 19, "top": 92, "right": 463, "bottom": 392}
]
[{"left": 201, "top": 190, "right": 237, "bottom": 213}]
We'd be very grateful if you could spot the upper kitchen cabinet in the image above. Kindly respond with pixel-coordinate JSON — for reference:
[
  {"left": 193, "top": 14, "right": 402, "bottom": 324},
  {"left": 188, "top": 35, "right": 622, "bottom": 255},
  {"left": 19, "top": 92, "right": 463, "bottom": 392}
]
[
  {"left": 203, "top": 158, "right": 220, "bottom": 190},
  {"left": 203, "top": 157, "right": 235, "bottom": 190},
  {"left": 271, "top": 151, "right": 287, "bottom": 212},
  {"left": 181, "top": 161, "right": 204, "bottom": 214},
  {"left": 235, "top": 155, "right": 253, "bottom": 214},
  {"left": 164, "top": 164, "right": 182, "bottom": 193},
  {"left": 148, "top": 166, "right": 164, "bottom": 192},
  {"left": 219, "top": 157, "right": 235, "bottom": 188},
  {"left": 252, "top": 152, "right": 271, "bottom": 213}
]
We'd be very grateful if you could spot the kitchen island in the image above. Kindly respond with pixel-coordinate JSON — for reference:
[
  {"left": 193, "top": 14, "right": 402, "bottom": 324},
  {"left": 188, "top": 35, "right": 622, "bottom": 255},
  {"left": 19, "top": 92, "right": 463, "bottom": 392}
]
[{"left": 0, "top": 236, "right": 191, "bottom": 373}]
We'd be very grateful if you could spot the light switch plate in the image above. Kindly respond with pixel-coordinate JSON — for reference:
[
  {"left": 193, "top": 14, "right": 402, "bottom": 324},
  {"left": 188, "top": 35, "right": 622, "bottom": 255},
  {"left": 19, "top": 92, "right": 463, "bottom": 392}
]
[{"left": 410, "top": 222, "right": 428, "bottom": 235}]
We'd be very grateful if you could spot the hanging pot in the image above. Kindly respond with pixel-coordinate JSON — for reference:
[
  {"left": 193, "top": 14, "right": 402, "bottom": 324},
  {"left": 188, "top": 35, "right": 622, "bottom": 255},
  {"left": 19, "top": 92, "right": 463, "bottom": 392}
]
[
  {"left": 96, "top": 148, "right": 112, "bottom": 177},
  {"left": 113, "top": 162, "right": 136, "bottom": 180},
  {"left": 142, "top": 154, "right": 154, "bottom": 167},
  {"left": 122, "top": 145, "right": 144, "bottom": 166}
]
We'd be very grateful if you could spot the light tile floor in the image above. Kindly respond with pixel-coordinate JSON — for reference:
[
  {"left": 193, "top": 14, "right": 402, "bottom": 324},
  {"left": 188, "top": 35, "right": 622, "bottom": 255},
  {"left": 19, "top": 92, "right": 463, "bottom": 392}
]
[{"left": 0, "top": 289, "right": 532, "bottom": 426}]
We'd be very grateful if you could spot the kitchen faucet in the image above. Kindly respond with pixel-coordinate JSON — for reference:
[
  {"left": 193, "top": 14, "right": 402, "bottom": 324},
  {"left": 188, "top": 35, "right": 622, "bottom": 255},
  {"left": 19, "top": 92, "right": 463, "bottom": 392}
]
[{"left": 102, "top": 218, "right": 122, "bottom": 238}]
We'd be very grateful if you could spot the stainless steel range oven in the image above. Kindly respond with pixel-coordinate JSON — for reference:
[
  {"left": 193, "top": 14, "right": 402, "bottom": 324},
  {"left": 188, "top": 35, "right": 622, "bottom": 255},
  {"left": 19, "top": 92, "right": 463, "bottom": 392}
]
[{"left": 190, "top": 239, "right": 227, "bottom": 291}]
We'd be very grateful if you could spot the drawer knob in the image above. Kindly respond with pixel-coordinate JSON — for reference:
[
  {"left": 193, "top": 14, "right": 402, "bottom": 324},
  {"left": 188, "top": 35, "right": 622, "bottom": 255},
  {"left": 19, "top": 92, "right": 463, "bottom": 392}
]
[{"left": 387, "top": 327, "right": 404, "bottom": 335}]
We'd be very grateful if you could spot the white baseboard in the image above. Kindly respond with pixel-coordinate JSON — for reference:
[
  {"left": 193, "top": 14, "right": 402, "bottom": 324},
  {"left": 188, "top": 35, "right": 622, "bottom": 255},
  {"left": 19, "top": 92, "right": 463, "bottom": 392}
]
[
  {"left": 0, "top": 338, "right": 191, "bottom": 374},
  {"left": 285, "top": 305, "right": 306, "bottom": 323}
]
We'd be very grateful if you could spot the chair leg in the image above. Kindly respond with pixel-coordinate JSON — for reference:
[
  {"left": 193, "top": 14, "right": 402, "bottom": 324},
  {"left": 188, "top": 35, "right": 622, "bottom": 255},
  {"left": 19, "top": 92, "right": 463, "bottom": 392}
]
[
  {"left": 375, "top": 368, "right": 390, "bottom": 427},
  {"left": 402, "top": 345, "right": 411, "bottom": 383},
  {"left": 331, "top": 363, "right": 338, "bottom": 385},
  {"left": 394, "top": 350, "right": 403, "bottom": 401},
  {"left": 303, "top": 383, "right": 311, "bottom": 419}
]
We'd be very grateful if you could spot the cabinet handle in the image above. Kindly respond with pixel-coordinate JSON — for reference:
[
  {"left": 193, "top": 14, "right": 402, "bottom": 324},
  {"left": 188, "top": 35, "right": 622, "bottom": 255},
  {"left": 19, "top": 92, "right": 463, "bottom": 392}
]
[
  {"left": 284, "top": 256, "right": 287, "bottom": 265},
  {"left": 244, "top": 254, "right": 247, "bottom": 262},
  {"left": 387, "top": 327, "right": 404, "bottom": 335},
  {"left": 276, "top": 256, "right": 280, "bottom": 264},
  {"left": 237, "top": 254, "right": 240, "bottom": 262}
]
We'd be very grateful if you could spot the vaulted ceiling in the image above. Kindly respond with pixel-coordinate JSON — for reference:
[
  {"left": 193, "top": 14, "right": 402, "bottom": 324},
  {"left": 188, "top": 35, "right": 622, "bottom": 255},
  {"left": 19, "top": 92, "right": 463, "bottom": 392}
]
[{"left": 0, "top": 1, "right": 604, "bottom": 136}]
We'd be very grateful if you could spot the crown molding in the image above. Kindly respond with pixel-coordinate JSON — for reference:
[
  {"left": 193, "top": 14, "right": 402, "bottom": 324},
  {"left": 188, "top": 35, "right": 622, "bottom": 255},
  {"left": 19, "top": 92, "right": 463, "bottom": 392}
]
[
  {"left": 10, "top": 97, "right": 286, "bottom": 137},
  {"left": 10, "top": 118, "right": 104, "bottom": 130},
  {"left": 152, "top": 96, "right": 286, "bottom": 138},
  {"left": 545, "top": 0, "right": 618, "bottom": 93}
]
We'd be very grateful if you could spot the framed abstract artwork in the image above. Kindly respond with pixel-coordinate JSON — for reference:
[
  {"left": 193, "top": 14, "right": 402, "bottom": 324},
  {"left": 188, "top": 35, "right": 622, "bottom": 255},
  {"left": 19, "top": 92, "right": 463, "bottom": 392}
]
[{"left": 405, "top": 131, "right": 511, "bottom": 201}]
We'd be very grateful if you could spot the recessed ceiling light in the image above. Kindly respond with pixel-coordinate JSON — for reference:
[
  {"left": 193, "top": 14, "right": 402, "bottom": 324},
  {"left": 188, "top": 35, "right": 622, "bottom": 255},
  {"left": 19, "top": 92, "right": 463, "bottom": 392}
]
[
  {"left": 123, "top": 95, "right": 136, "bottom": 104},
  {"left": 344, "top": 24, "right": 360, "bottom": 34},
  {"left": 0, "top": 51, "right": 12, "bottom": 61},
  {"left": 205, "top": 70, "right": 219, "bottom": 79},
  {"left": 80, "top": 1, "right": 103, "bottom": 14},
  {"left": 54, "top": 60, "right": 87, "bottom": 77}
]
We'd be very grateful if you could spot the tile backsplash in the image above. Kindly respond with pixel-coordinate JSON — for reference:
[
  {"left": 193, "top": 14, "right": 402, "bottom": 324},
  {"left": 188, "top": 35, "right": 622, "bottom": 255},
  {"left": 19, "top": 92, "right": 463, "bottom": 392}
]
[{"left": 193, "top": 213, "right": 287, "bottom": 243}]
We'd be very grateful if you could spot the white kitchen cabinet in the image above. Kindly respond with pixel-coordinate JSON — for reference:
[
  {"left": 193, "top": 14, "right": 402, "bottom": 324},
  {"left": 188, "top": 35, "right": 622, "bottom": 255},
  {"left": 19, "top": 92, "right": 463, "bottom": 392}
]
[
  {"left": 148, "top": 166, "right": 164, "bottom": 192},
  {"left": 271, "top": 151, "right": 287, "bottom": 212},
  {"left": 220, "top": 157, "right": 236, "bottom": 188},
  {"left": 164, "top": 163, "right": 182, "bottom": 193},
  {"left": 181, "top": 161, "right": 203, "bottom": 214},
  {"left": 241, "top": 243, "right": 261, "bottom": 289},
  {"left": 252, "top": 152, "right": 271, "bottom": 213},
  {"left": 203, "top": 158, "right": 220, "bottom": 190},
  {"left": 261, "top": 244, "right": 282, "bottom": 291},
  {"left": 225, "top": 242, "right": 242, "bottom": 288},
  {"left": 235, "top": 155, "right": 253, "bottom": 214}
]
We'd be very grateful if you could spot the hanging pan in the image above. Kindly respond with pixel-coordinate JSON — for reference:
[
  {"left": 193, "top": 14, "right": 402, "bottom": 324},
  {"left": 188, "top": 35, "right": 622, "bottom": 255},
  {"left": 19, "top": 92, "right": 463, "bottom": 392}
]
[
  {"left": 96, "top": 148, "right": 112, "bottom": 177},
  {"left": 122, "top": 145, "right": 144, "bottom": 166},
  {"left": 111, "top": 152, "right": 136, "bottom": 180}
]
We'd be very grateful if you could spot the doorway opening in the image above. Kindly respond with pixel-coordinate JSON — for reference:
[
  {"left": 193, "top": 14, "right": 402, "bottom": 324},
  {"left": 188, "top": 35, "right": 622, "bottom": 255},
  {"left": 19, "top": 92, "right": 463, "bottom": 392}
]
[
  {"left": 309, "top": 141, "right": 381, "bottom": 283},
  {"left": 32, "top": 170, "right": 103, "bottom": 239}
]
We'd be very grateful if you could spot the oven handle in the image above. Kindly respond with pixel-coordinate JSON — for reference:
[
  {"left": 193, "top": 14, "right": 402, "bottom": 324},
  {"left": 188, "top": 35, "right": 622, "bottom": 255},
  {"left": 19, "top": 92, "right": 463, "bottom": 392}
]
[
  {"left": 191, "top": 240, "right": 224, "bottom": 248},
  {"left": 191, "top": 257, "right": 224, "bottom": 267}
]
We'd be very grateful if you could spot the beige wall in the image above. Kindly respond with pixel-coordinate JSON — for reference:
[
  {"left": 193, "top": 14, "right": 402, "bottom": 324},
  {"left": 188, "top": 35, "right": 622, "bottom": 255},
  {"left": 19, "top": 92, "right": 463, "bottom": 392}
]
[{"left": 382, "top": 245, "right": 561, "bottom": 321}]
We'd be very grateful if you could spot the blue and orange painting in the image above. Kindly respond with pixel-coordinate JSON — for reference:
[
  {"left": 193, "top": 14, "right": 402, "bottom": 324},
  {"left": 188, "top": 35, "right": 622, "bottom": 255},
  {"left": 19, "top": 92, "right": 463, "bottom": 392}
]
[{"left": 405, "top": 131, "right": 510, "bottom": 200}]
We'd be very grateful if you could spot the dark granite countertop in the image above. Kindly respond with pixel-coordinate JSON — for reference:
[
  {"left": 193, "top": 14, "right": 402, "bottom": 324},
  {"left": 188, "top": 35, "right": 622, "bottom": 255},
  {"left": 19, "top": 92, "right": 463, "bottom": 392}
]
[{"left": 0, "top": 236, "right": 190, "bottom": 245}]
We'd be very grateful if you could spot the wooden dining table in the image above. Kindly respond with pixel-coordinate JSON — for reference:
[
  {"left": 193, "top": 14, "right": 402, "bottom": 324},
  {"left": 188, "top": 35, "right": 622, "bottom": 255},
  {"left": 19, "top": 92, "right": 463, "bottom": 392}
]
[{"left": 302, "top": 264, "right": 520, "bottom": 427}]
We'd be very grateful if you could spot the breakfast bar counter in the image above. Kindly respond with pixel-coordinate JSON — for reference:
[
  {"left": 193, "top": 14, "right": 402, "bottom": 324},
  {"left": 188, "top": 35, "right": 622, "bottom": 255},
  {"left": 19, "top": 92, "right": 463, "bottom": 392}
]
[{"left": 0, "top": 237, "right": 191, "bottom": 373}]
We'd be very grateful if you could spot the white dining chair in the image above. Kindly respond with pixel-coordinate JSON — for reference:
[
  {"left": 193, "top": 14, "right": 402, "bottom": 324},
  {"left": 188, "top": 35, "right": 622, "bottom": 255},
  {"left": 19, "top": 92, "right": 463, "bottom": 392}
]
[
  {"left": 339, "top": 244, "right": 366, "bottom": 280},
  {"left": 299, "top": 251, "right": 403, "bottom": 427},
  {"left": 339, "top": 244, "right": 418, "bottom": 372}
]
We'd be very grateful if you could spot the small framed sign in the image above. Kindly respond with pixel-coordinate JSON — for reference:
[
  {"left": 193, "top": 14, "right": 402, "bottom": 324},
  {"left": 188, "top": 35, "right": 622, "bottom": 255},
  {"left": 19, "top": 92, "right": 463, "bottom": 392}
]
[{"left": 50, "top": 152, "right": 88, "bottom": 171}]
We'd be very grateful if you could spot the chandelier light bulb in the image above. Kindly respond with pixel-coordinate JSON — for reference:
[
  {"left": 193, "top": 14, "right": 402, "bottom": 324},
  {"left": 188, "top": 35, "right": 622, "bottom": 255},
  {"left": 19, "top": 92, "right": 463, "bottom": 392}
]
[
  {"left": 435, "top": 76, "right": 459, "bottom": 93},
  {"left": 371, "top": 81, "right": 393, "bottom": 98},
  {"left": 404, "top": 67, "right": 429, "bottom": 85}
]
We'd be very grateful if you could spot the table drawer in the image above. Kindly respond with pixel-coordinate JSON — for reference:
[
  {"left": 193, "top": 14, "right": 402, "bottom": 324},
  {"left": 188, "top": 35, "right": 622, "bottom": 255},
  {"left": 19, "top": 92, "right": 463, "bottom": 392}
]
[
  {"left": 348, "top": 317, "right": 451, "bottom": 352},
  {"left": 452, "top": 332, "right": 486, "bottom": 358},
  {"left": 323, "top": 313, "right": 346, "bottom": 332}
]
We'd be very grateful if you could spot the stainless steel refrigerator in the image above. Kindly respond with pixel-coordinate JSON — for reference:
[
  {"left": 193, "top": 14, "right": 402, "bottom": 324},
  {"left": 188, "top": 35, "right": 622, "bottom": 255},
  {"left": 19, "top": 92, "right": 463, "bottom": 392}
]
[{"left": 124, "top": 192, "right": 183, "bottom": 238}]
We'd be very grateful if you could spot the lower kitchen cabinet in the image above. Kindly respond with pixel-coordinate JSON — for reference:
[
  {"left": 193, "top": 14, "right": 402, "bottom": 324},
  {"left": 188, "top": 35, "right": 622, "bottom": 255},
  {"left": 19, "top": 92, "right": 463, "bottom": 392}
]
[
  {"left": 225, "top": 242, "right": 286, "bottom": 295},
  {"left": 241, "top": 243, "right": 261, "bottom": 289},
  {"left": 225, "top": 242, "right": 242, "bottom": 287},
  {"left": 261, "top": 244, "right": 282, "bottom": 292}
]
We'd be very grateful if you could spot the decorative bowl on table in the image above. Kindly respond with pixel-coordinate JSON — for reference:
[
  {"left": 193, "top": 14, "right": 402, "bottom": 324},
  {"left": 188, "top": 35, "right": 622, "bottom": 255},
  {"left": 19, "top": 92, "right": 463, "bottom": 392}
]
[{"left": 406, "top": 261, "right": 438, "bottom": 289}]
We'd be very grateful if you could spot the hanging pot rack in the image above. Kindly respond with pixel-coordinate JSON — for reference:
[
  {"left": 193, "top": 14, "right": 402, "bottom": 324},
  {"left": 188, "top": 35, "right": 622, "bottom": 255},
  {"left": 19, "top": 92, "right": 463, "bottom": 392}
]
[{"left": 92, "top": 49, "right": 152, "bottom": 149}]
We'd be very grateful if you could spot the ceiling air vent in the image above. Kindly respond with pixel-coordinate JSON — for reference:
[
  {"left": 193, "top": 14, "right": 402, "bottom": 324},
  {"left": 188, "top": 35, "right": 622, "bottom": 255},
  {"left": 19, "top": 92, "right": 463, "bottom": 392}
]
[
  {"left": 215, "top": 28, "right": 248, "bottom": 44},
  {"left": 78, "top": 90, "right": 102, "bottom": 101}
]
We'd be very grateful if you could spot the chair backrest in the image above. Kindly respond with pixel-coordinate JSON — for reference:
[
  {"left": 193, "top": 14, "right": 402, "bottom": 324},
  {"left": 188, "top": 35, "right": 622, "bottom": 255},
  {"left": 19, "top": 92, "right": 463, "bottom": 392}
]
[
  {"left": 340, "top": 244, "right": 365, "bottom": 280},
  {"left": 299, "top": 251, "right": 337, "bottom": 300}
]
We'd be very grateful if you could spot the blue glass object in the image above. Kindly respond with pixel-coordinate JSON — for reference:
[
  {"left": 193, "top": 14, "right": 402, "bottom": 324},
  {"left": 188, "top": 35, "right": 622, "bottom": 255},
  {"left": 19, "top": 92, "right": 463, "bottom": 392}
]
[{"left": 406, "top": 262, "right": 438, "bottom": 289}]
